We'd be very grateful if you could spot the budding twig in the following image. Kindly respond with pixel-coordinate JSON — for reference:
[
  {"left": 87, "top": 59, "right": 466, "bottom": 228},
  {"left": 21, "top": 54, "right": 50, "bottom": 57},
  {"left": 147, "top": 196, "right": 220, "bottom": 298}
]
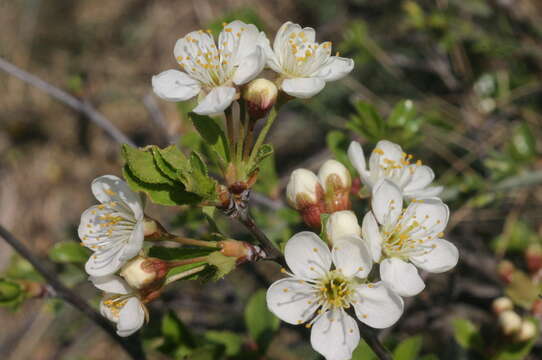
[{"left": 0, "top": 224, "right": 145, "bottom": 360}]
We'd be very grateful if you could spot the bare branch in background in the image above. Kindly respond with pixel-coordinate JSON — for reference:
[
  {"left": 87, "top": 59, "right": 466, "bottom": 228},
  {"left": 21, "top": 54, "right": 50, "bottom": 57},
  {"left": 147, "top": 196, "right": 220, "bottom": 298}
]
[
  {"left": 0, "top": 57, "right": 135, "bottom": 147},
  {"left": 0, "top": 224, "right": 146, "bottom": 360}
]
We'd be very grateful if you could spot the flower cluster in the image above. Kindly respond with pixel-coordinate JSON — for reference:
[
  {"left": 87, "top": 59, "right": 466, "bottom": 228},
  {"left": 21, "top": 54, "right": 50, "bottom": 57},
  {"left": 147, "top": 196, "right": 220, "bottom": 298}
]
[
  {"left": 152, "top": 21, "right": 354, "bottom": 115},
  {"left": 79, "top": 175, "right": 156, "bottom": 336},
  {"left": 272, "top": 139, "right": 459, "bottom": 360}
]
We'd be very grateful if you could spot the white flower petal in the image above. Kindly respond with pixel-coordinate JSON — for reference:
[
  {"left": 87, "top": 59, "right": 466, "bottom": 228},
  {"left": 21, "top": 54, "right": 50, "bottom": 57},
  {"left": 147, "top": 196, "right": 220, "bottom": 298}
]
[
  {"left": 411, "top": 239, "right": 459, "bottom": 273},
  {"left": 89, "top": 275, "right": 131, "bottom": 294},
  {"left": 232, "top": 46, "right": 266, "bottom": 85},
  {"left": 193, "top": 86, "right": 237, "bottom": 115},
  {"left": 100, "top": 298, "right": 119, "bottom": 322},
  {"left": 311, "top": 309, "right": 360, "bottom": 360},
  {"left": 281, "top": 77, "right": 326, "bottom": 99},
  {"left": 403, "top": 165, "right": 435, "bottom": 193},
  {"left": 151, "top": 69, "right": 200, "bottom": 102},
  {"left": 332, "top": 236, "right": 372, "bottom": 278},
  {"left": 117, "top": 297, "right": 145, "bottom": 337},
  {"left": 371, "top": 180, "right": 403, "bottom": 226},
  {"left": 361, "top": 212, "right": 383, "bottom": 262},
  {"left": 380, "top": 258, "right": 425, "bottom": 297},
  {"left": 401, "top": 198, "right": 449, "bottom": 239},
  {"left": 325, "top": 210, "right": 361, "bottom": 246},
  {"left": 119, "top": 220, "right": 145, "bottom": 262},
  {"left": 368, "top": 140, "right": 404, "bottom": 172},
  {"left": 285, "top": 232, "right": 332, "bottom": 279},
  {"left": 315, "top": 56, "right": 354, "bottom": 81},
  {"left": 353, "top": 282, "right": 404, "bottom": 328},
  {"left": 406, "top": 186, "right": 443, "bottom": 198},
  {"left": 85, "top": 247, "right": 125, "bottom": 277},
  {"left": 273, "top": 22, "right": 301, "bottom": 53},
  {"left": 91, "top": 175, "right": 143, "bottom": 220},
  {"left": 347, "top": 141, "right": 370, "bottom": 182},
  {"left": 266, "top": 278, "right": 319, "bottom": 325}
]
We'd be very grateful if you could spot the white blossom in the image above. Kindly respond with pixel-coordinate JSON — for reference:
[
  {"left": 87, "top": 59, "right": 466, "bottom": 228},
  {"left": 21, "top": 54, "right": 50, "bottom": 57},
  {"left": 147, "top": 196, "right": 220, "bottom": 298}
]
[
  {"left": 362, "top": 180, "right": 458, "bottom": 297},
  {"left": 79, "top": 175, "right": 144, "bottom": 277},
  {"left": 263, "top": 21, "right": 354, "bottom": 99},
  {"left": 348, "top": 140, "right": 443, "bottom": 199},
  {"left": 152, "top": 21, "right": 267, "bottom": 115},
  {"left": 90, "top": 275, "right": 146, "bottom": 337},
  {"left": 267, "top": 232, "right": 403, "bottom": 360}
]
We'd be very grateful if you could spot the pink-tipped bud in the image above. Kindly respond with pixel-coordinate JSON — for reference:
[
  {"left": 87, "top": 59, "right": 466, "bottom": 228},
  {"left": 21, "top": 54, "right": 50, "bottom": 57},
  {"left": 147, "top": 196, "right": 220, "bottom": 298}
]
[
  {"left": 525, "top": 244, "right": 542, "bottom": 274},
  {"left": 120, "top": 256, "right": 168, "bottom": 290},
  {"left": 498, "top": 260, "right": 515, "bottom": 284},
  {"left": 287, "top": 169, "right": 325, "bottom": 229},
  {"left": 243, "top": 78, "right": 278, "bottom": 120},
  {"left": 499, "top": 310, "right": 522, "bottom": 335},
  {"left": 492, "top": 297, "right": 514, "bottom": 314},
  {"left": 514, "top": 320, "right": 537, "bottom": 342},
  {"left": 325, "top": 210, "right": 361, "bottom": 245},
  {"left": 318, "top": 160, "right": 352, "bottom": 213}
]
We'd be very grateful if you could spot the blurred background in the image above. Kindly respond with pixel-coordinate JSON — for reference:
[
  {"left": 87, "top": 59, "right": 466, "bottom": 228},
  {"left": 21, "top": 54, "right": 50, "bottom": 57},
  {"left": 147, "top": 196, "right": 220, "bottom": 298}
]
[{"left": 1, "top": 0, "right": 542, "bottom": 359}]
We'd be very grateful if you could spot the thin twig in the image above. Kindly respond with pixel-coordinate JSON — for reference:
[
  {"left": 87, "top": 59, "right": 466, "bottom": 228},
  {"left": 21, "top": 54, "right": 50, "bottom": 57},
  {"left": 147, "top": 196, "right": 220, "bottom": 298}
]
[
  {"left": 357, "top": 321, "right": 393, "bottom": 360},
  {"left": 0, "top": 224, "right": 145, "bottom": 360},
  {"left": 237, "top": 211, "right": 285, "bottom": 267},
  {"left": 0, "top": 57, "right": 134, "bottom": 147}
]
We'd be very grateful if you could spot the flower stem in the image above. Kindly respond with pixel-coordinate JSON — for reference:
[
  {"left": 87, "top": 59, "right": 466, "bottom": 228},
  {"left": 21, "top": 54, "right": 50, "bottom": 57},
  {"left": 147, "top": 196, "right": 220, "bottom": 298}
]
[
  {"left": 357, "top": 321, "right": 393, "bottom": 360},
  {"left": 167, "top": 256, "right": 209, "bottom": 268},
  {"left": 164, "top": 265, "right": 207, "bottom": 285},
  {"left": 169, "top": 236, "right": 219, "bottom": 249},
  {"left": 248, "top": 107, "right": 277, "bottom": 165},
  {"left": 224, "top": 107, "right": 235, "bottom": 160}
]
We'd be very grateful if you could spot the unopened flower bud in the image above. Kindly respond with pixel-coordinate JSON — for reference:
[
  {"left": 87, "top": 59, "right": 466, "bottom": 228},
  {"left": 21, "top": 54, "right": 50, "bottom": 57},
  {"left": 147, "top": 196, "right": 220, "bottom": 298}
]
[
  {"left": 492, "top": 297, "right": 514, "bottom": 314},
  {"left": 120, "top": 256, "right": 168, "bottom": 290},
  {"left": 318, "top": 160, "right": 351, "bottom": 212},
  {"left": 499, "top": 310, "right": 522, "bottom": 335},
  {"left": 498, "top": 260, "right": 515, "bottom": 284},
  {"left": 326, "top": 211, "right": 361, "bottom": 245},
  {"left": 286, "top": 169, "right": 325, "bottom": 229},
  {"left": 514, "top": 320, "right": 537, "bottom": 342},
  {"left": 525, "top": 244, "right": 542, "bottom": 274},
  {"left": 220, "top": 239, "right": 265, "bottom": 264},
  {"left": 243, "top": 78, "right": 278, "bottom": 120}
]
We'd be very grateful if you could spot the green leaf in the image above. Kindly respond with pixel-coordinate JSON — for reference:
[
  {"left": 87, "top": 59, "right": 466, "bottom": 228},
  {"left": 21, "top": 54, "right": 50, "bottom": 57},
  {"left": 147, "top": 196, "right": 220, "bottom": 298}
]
[
  {"left": 205, "top": 331, "right": 243, "bottom": 356},
  {"left": 351, "top": 339, "right": 378, "bottom": 360},
  {"left": 151, "top": 145, "right": 189, "bottom": 181},
  {"left": 249, "top": 144, "right": 274, "bottom": 174},
  {"left": 393, "top": 335, "right": 423, "bottom": 360},
  {"left": 452, "top": 318, "right": 484, "bottom": 351},
  {"left": 149, "top": 246, "right": 214, "bottom": 261},
  {"left": 349, "top": 101, "right": 384, "bottom": 141},
  {"left": 189, "top": 112, "right": 229, "bottom": 165},
  {"left": 123, "top": 165, "right": 201, "bottom": 206},
  {"left": 505, "top": 270, "right": 540, "bottom": 309},
  {"left": 121, "top": 144, "right": 173, "bottom": 185},
  {"left": 387, "top": 99, "right": 416, "bottom": 127},
  {"left": 162, "top": 310, "right": 196, "bottom": 348},
  {"left": 507, "top": 123, "right": 536, "bottom": 162},
  {"left": 206, "top": 251, "right": 236, "bottom": 281},
  {"left": 0, "top": 279, "right": 23, "bottom": 303},
  {"left": 177, "top": 152, "right": 217, "bottom": 200},
  {"left": 189, "top": 344, "right": 225, "bottom": 360},
  {"left": 244, "top": 290, "right": 280, "bottom": 352},
  {"left": 49, "top": 242, "right": 90, "bottom": 264},
  {"left": 326, "top": 130, "right": 352, "bottom": 170}
]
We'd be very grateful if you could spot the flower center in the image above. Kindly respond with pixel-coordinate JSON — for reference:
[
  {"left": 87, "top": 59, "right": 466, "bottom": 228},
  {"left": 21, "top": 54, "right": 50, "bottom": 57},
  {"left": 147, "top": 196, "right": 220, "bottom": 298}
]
[
  {"left": 103, "top": 294, "right": 132, "bottom": 319},
  {"left": 381, "top": 209, "right": 442, "bottom": 259},
  {"left": 316, "top": 270, "right": 354, "bottom": 309},
  {"left": 373, "top": 148, "right": 422, "bottom": 179},
  {"left": 176, "top": 26, "right": 246, "bottom": 87},
  {"left": 281, "top": 31, "right": 331, "bottom": 77}
]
